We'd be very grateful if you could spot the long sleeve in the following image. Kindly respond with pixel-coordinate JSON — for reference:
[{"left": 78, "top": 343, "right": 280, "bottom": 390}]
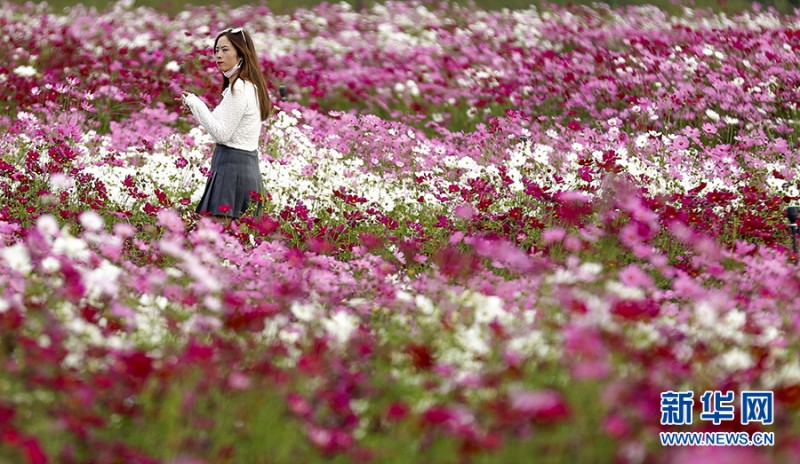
[{"left": 184, "top": 80, "right": 250, "bottom": 145}]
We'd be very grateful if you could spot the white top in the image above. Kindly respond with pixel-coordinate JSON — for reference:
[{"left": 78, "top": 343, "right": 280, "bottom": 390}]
[{"left": 184, "top": 79, "right": 261, "bottom": 152}]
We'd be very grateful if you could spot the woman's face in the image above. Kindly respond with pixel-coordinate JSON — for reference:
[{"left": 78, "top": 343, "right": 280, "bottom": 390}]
[{"left": 214, "top": 35, "right": 240, "bottom": 74}]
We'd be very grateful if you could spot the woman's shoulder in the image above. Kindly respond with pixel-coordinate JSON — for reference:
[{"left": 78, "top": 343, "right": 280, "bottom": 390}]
[{"left": 232, "top": 78, "right": 256, "bottom": 91}]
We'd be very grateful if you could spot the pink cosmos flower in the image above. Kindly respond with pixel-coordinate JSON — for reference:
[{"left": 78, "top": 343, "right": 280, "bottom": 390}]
[
  {"left": 449, "top": 230, "right": 464, "bottom": 245},
  {"left": 542, "top": 228, "right": 566, "bottom": 244},
  {"left": 156, "top": 208, "right": 185, "bottom": 233},
  {"left": 602, "top": 413, "right": 629, "bottom": 439},
  {"left": 619, "top": 264, "right": 654, "bottom": 290},
  {"left": 509, "top": 389, "right": 570, "bottom": 423},
  {"left": 672, "top": 135, "right": 690, "bottom": 150},
  {"left": 454, "top": 204, "right": 476, "bottom": 219}
]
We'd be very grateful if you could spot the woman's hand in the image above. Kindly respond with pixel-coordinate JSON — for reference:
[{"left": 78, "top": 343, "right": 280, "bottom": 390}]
[{"left": 176, "top": 91, "right": 192, "bottom": 111}]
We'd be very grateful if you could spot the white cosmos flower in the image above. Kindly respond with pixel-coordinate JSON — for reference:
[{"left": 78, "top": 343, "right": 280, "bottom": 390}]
[
  {"left": 13, "top": 65, "right": 36, "bottom": 77},
  {"left": 291, "top": 301, "right": 319, "bottom": 321},
  {"left": 49, "top": 172, "right": 75, "bottom": 191},
  {"left": 605, "top": 280, "right": 645, "bottom": 301},
  {"left": 764, "top": 361, "right": 800, "bottom": 389},
  {"left": 53, "top": 235, "right": 91, "bottom": 262},
  {"left": 79, "top": 211, "right": 105, "bottom": 231},
  {"left": 718, "top": 348, "right": 753, "bottom": 372},
  {"left": 1, "top": 243, "right": 32, "bottom": 275},
  {"left": 37, "top": 215, "right": 60, "bottom": 239},
  {"left": 695, "top": 302, "right": 717, "bottom": 327},
  {"left": 83, "top": 260, "right": 122, "bottom": 300},
  {"left": 202, "top": 296, "right": 222, "bottom": 313},
  {"left": 532, "top": 144, "right": 553, "bottom": 164},
  {"left": 41, "top": 256, "right": 61, "bottom": 273},
  {"left": 469, "top": 293, "right": 505, "bottom": 325},
  {"left": 321, "top": 311, "right": 359, "bottom": 345},
  {"left": 457, "top": 325, "right": 490, "bottom": 355},
  {"left": 415, "top": 295, "right": 436, "bottom": 315},
  {"left": 723, "top": 310, "right": 746, "bottom": 331}
]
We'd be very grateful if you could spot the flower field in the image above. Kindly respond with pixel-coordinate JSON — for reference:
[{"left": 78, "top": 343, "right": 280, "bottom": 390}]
[{"left": 2, "top": 0, "right": 800, "bottom": 462}]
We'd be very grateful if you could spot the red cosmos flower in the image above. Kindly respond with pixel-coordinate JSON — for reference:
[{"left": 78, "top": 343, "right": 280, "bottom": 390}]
[
  {"left": 248, "top": 190, "right": 263, "bottom": 202},
  {"left": 1, "top": 432, "right": 47, "bottom": 464},
  {"left": 358, "top": 232, "right": 384, "bottom": 251},
  {"left": 60, "top": 262, "right": 85, "bottom": 303},
  {"left": 567, "top": 119, "right": 582, "bottom": 131},
  {"left": 0, "top": 158, "right": 14, "bottom": 174},
  {"left": 775, "top": 384, "right": 800, "bottom": 409},
  {"left": 225, "top": 309, "right": 267, "bottom": 332},
  {"left": 596, "top": 150, "right": 622, "bottom": 173},
  {"left": 385, "top": 401, "right": 410, "bottom": 421},
  {"left": 307, "top": 236, "right": 336, "bottom": 254},
  {"left": 120, "top": 350, "right": 154, "bottom": 381},
  {"left": 253, "top": 215, "right": 279, "bottom": 235},
  {"left": 688, "top": 182, "right": 707, "bottom": 195},
  {"left": 298, "top": 352, "right": 324, "bottom": 375},
  {"left": 578, "top": 166, "right": 594, "bottom": 182},
  {"left": 433, "top": 245, "right": 480, "bottom": 279},
  {"left": 222, "top": 290, "right": 245, "bottom": 310},
  {"left": 405, "top": 343, "right": 434, "bottom": 371},
  {"left": 611, "top": 298, "right": 660, "bottom": 320},
  {"left": 182, "top": 338, "right": 214, "bottom": 363},
  {"left": 555, "top": 198, "right": 593, "bottom": 226},
  {"left": 218, "top": 205, "right": 232, "bottom": 214},
  {"left": 154, "top": 189, "right": 171, "bottom": 207},
  {"left": 0, "top": 403, "right": 15, "bottom": 428},
  {"left": 421, "top": 405, "right": 457, "bottom": 427},
  {"left": 143, "top": 202, "right": 158, "bottom": 215},
  {"left": 476, "top": 197, "right": 493, "bottom": 210}
]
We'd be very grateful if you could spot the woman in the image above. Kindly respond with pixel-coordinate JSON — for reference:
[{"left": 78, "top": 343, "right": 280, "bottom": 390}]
[{"left": 180, "top": 27, "right": 271, "bottom": 225}]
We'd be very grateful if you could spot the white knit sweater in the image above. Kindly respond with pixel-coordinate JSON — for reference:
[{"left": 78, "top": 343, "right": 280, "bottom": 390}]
[{"left": 184, "top": 79, "right": 261, "bottom": 152}]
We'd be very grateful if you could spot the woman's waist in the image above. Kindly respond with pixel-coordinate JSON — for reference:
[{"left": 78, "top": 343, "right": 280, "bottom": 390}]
[{"left": 213, "top": 143, "right": 259, "bottom": 156}]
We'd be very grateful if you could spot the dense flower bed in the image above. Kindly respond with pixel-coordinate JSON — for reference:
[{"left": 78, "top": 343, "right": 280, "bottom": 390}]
[{"left": 1, "top": 0, "right": 800, "bottom": 462}]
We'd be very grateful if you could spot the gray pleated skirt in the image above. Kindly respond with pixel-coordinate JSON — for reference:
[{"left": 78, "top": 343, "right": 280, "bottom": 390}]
[{"left": 195, "top": 143, "right": 263, "bottom": 218}]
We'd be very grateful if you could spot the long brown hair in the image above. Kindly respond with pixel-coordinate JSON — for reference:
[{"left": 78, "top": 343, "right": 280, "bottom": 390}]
[{"left": 214, "top": 28, "right": 271, "bottom": 121}]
